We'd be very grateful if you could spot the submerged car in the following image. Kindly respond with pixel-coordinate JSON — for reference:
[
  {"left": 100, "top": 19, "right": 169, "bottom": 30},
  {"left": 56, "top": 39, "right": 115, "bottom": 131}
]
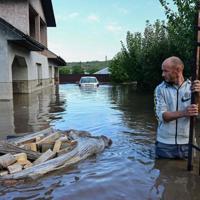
[{"left": 79, "top": 76, "right": 99, "bottom": 88}]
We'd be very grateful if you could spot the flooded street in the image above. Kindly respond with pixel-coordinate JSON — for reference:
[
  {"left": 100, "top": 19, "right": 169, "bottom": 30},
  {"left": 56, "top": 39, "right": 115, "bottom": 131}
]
[{"left": 0, "top": 84, "right": 200, "bottom": 200}]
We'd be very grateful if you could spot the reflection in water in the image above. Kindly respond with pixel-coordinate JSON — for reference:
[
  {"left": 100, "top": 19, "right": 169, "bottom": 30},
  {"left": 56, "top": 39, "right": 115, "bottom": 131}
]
[
  {"left": 152, "top": 159, "right": 200, "bottom": 200},
  {"left": 0, "top": 85, "right": 66, "bottom": 138},
  {"left": 0, "top": 84, "right": 200, "bottom": 200},
  {"left": 0, "top": 100, "right": 14, "bottom": 138}
]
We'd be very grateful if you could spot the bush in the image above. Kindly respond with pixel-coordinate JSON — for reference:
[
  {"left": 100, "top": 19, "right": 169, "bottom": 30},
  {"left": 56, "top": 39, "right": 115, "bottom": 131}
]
[{"left": 59, "top": 67, "right": 70, "bottom": 75}]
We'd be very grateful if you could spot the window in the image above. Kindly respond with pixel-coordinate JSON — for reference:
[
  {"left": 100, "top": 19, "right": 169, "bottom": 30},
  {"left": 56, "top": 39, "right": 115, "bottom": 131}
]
[
  {"left": 37, "top": 63, "right": 42, "bottom": 86},
  {"left": 49, "top": 66, "right": 53, "bottom": 83}
]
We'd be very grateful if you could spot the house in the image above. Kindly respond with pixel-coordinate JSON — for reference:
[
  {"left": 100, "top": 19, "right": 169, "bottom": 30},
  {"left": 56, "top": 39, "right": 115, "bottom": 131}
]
[
  {"left": 0, "top": 0, "right": 66, "bottom": 100},
  {"left": 94, "top": 67, "right": 111, "bottom": 74}
]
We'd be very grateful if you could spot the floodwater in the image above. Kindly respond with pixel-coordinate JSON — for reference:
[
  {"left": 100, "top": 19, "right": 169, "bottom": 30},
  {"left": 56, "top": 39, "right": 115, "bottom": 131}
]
[{"left": 0, "top": 84, "right": 200, "bottom": 200}]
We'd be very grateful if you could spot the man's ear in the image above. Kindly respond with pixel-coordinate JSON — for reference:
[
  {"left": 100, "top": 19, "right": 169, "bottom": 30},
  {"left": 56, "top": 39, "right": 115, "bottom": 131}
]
[{"left": 176, "top": 65, "right": 182, "bottom": 73}]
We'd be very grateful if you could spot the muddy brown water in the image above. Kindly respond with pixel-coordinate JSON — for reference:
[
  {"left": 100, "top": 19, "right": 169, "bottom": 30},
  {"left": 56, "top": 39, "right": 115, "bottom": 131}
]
[{"left": 0, "top": 84, "right": 200, "bottom": 200}]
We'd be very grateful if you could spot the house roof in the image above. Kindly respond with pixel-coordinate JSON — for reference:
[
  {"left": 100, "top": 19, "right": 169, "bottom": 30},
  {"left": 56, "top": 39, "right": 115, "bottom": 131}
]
[
  {"left": 0, "top": 17, "right": 46, "bottom": 51},
  {"left": 0, "top": 17, "right": 66, "bottom": 65},
  {"left": 44, "top": 49, "right": 67, "bottom": 66},
  {"left": 94, "top": 67, "right": 111, "bottom": 74},
  {"left": 41, "top": 0, "right": 56, "bottom": 27}
]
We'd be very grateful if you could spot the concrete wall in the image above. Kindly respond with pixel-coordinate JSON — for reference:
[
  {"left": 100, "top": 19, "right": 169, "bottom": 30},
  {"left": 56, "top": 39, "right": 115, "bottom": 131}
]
[
  {"left": 0, "top": 24, "right": 13, "bottom": 99},
  {"left": 8, "top": 44, "right": 55, "bottom": 94},
  {"left": 0, "top": 0, "right": 29, "bottom": 34},
  {"left": 29, "top": 0, "right": 46, "bottom": 24},
  {"left": 0, "top": 0, "right": 58, "bottom": 99},
  {"left": 29, "top": 0, "right": 47, "bottom": 46},
  {"left": 12, "top": 56, "right": 28, "bottom": 80},
  {"left": 0, "top": 0, "right": 47, "bottom": 42},
  {"left": 0, "top": 34, "right": 55, "bottom": 98},
  {"left": 0, "top": 23, "right": 12, "bottom": 82}
]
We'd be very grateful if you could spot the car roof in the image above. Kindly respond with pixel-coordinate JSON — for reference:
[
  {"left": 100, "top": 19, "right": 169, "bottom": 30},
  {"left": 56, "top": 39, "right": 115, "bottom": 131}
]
[{"left": 80, "top": 76, "right": 96, "bottom": 78}]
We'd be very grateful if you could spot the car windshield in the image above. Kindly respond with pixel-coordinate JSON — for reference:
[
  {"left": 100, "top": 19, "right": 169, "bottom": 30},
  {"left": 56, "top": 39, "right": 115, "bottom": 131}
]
[{"left": 80, "top": 77, "right": 97, "bottom": 83}]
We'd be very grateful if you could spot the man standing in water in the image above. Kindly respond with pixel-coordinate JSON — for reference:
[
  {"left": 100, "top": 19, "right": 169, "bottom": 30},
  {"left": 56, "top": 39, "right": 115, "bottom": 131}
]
[{"left": 154, "top": 56, "right": 200, "bottom": 158}]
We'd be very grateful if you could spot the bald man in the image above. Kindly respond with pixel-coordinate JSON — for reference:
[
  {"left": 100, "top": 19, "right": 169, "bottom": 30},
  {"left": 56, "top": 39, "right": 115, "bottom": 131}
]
[{"left": 154, "top": 56, "right": 200, "bottom": 159}]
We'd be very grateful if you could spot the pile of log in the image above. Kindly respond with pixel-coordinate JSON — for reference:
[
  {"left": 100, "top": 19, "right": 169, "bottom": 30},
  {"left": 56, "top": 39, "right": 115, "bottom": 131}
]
[{"left": 0, "top": 128, "right": 112, "bottom": 180}]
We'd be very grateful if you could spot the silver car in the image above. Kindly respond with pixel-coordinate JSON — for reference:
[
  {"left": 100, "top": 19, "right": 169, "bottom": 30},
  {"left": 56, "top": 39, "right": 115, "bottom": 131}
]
[{"left": 79, "top": 76, "right": 99, "bottom": 88}]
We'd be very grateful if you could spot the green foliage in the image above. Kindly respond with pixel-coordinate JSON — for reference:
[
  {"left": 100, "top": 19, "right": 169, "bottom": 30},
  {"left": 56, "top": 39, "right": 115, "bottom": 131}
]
[
  {"left": 85, "top": 67, "right": 99, "bottom": 74},
  {"left": 110, "top": 20, "right": 170, "bottom": 89},
  {"left": 141, "top": 20, "right": 171, "bottom": 89},
  {"left": 71, "top": 66, "right": 85, "bottom": 74},
  {"left": 110, "top": 52, "right": 129, "bottom": 82},
  {"left": 159, "top": 0, "right": 196, "bottom": 76},
  {"left": 67, "top": 60, "right": 110, "bottom": 74},
  {"left": 110, "top": 1, "right": 197, "bottom": 90},
  {"left": 121, "top": 31, "right": 143, "bottom": 82},
  {"left": 59, "top": 67, "right": 70, "bottom": 75}
]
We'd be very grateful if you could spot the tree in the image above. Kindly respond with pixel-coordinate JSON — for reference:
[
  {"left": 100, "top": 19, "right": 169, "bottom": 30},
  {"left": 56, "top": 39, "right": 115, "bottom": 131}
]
[
  {"left": 121, "top": 31, "right": 143, "bottom": 82},
  {"left": 109, "top": 1, "right": 196, "bottom": 89},
  {"left": 109, "top": 52, "right": 129, "bottom": 83},
  {"left": 109, "top": 20, "right": 170, "bottom": 89},
  {"left": 59, "top": 67, "right": 70, "bottom": 75},
  {"left": 85, "top": 67, "right": 99, "bottom": 74},
  {"left": 141, "top": 20, "right": 171, "bottom": 89},
  {"left": 71, "top": 66, "right": 84, "bottom": 74},
  {"left": 159, "top": 0, "right": 196, "bottom": 76}
]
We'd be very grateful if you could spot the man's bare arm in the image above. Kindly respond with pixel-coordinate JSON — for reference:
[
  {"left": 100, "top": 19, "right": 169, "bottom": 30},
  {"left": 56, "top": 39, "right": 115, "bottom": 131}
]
[{"left": 163, "top": 104, "right": 198, "bottom": 122}]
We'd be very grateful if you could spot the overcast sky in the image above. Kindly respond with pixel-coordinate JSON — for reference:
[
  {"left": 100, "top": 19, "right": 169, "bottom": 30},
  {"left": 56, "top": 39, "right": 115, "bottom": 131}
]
[{"left": 48, "top": 0, "right": 168, "bottom": 62}]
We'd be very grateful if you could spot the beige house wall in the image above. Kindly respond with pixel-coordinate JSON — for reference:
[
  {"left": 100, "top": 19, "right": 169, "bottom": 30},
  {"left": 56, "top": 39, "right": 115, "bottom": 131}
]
[
  {"left": 0, "top": 0, "right": 29, "bottom": 34},
  {"left": 29, "top": 0, "right": 46, "bottom": 24},
  {"left": 0, "top": 0, "right": 64, "bottom": 100},
  {"left": 7, "top": 43, "right": 55, "bottom": 95}
]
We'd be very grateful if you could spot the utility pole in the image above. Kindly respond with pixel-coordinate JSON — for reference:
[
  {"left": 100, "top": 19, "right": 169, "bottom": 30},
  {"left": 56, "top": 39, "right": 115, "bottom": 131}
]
[{"left": 187, "top": 0, "right": 200, "bottom": 171}]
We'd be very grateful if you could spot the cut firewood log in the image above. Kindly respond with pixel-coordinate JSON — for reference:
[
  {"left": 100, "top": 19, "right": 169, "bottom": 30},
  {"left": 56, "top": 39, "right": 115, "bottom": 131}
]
[
  {"left": 60, "top": 140, "right": 77, "bottom": 149},
  {"left": 53, "top": 140, "right": 62, "bottom": 153},
  {"left": 7, "top": 163, "right": 22, "bottom": 174},
  {"left": 58, "top": 144, "right": 77, "bottom": 156},
  {"left": 10, "top": 127, "right": 54, "bottom": 145},
  {"left": 19, "top": 144, "right": 31, "bottom": 151},
  {"left": 38, "top": 142, "right": 54, "bottom": 153},
  {"left": 33, "top": 149, "right": 56, "bottom": 166},
  {"left": 0, "top": 141, "right": 41, "bottom": 161},
  {"left": 26, "top": 143, "right": 37, "bottom": 152},
  {"left": 36, "top": 131, "right": 62, "bottom": 145},
  {"left": 0, "top": 154, "right": 16, "bottom": 168},
  {"left": 35, "top": 136, "right": 41, "bottom": 142},
  {"left": 20, "top": 143, "right": 37, "bottom": 152},
  {"left": 19, "top": 143, "right": 36, "bottom": 151},
  {"left": 0, "top": 130, "right": 112, "bottom": 180},
  {"left": 0, "top": 170, "right": 8, "bottom": 176},
  {"left": 23, "top": 161, "right": 33, "bottom": 169},
  {"left": 14, "top": 153, "right": 27, "bottom": 161},
  {"left": 58, "top": 140, "right": 78, "bottom": 156},
  {"left": 14, "top": 153, "right": 28, "bottom": 165},
  {"left": 58, "top": 136, "right": 70, "bottom": 142}
]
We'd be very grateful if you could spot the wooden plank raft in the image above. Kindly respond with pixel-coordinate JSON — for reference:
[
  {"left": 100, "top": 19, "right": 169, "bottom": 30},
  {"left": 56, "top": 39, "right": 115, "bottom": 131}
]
[{"left": 0, "top": 128, "right": 112, "bottom": 180}]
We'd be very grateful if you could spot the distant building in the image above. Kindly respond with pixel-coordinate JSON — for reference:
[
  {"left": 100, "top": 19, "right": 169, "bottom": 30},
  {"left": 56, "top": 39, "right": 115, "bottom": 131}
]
[
  {"left": 94, "top": 67, "right": 111, "bottom": 74},
  {"left": 0, "top": 0, "right": 66, "bottom": 100}
]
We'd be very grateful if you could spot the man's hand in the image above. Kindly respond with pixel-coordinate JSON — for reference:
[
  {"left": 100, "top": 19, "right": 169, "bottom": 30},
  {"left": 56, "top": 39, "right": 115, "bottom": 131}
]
[
  {"left": 185, "top": 104, "right": 199, "bottom": 116},
  {"left": 163, "top": 104, "right": 199, "bottom": 122},
  {"left": 191, "top": 80, "right": 200, "bottom": 92}
]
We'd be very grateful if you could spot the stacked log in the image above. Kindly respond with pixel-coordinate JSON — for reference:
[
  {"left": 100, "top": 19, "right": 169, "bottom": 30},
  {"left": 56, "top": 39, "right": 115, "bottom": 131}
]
[{"left": 0, "top": 128, "right": 112, "bottom": 180}]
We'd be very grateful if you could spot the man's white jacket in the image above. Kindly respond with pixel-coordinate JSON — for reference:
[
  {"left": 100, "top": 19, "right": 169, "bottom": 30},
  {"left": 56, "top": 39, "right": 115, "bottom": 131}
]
[{"left": 154, "top": 80, "right": 191, "bottom": 144}]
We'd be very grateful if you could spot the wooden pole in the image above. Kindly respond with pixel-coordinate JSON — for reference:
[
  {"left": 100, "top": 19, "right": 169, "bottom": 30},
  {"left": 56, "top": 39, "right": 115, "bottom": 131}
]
[{"left": 187, "top": 1, "right": 200, "bottom": 171}]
